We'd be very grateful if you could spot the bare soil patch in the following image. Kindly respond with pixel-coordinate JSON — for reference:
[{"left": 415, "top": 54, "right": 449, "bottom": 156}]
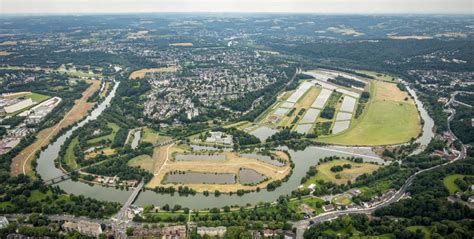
[{"left": 10, "top": 80, "right": 101, "bottom": 176}]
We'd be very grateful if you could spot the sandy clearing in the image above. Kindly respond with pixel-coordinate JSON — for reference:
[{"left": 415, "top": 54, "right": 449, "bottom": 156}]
[
  {"left": 146, "top": 151, "right": 290, "bottom": 192},
  {"left": 129, "top": 67, "right": 178, "bottom": 79},
  {"left": 10, "top": 80, "right": 101, "bottom": 176},
  {"left": 375, "top": 81, "right": 413, "bottom": 104}
]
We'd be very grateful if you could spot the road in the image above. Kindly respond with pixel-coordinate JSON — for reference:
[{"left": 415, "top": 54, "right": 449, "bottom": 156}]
[
  {"left": 112, "top": 180, "right": 144, "bottom": 239},
  {"left": 293, "top": 91, "right": 468, "bottom": 239}
]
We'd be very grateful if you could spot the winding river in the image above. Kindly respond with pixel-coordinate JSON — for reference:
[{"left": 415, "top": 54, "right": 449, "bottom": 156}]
[{"left": 35, "top": 79, "right": 434, "bottom": 209}]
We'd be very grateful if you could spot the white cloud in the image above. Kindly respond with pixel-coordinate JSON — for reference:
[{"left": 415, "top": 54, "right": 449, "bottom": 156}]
[{"left": 1, "top": 0, "right": 472, "bottom": 14}]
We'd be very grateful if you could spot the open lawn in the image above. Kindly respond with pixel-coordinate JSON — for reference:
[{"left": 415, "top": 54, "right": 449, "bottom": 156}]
[
  {"left": 407, "top": 226, "right": 431, "bottom": 239},
  {"left": 358, "top": 180, "right": 393, "bottom": 199},
  {"left": 87, "top": 122, "right": 120, "bottom": 144},
  {"left": 288, "top": 196, "right": 324, "bottom": 214},
  {"left": 26, "top": 92, "right": 50, "bottom": 103},
  {"left": 10, "top": 79, "right": 101, "bottom": 176},
  {"left": 316, "top": 80, "right": 421, "bottom": 145},
  {"left": 85, "top": 147, "right": 115, "bottom": 160},
  {"left": 356, "top": 70, "right": 399, "bottom": 82},
  {"left": 304, "top": 159, "right": 379, "bottom": 186},
  {"left": 443, "top": 174, "right": 465, "bottom": 194},
  {"left": 129, "top": 67, "right": 177, "bottom": 79},
  {"left": 141, "top": 127, "right": 172, "bottom": 145},
  {"left": 332, "top": 194, "right": 352, "bottom": 205},
  {"left": 128, "top": 154, "right": 154, "bottom": 171},
  {"left": 64, "top": 137, "right": 79, "bottom": 170},
  {"left": 28, "top": 190, "right": 53, "bottom": 203}
]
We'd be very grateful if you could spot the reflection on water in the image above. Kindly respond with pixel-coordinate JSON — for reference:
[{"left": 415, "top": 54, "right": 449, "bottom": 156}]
[{"left": 36, "top": 79, "right": 434, "bottom": 209}]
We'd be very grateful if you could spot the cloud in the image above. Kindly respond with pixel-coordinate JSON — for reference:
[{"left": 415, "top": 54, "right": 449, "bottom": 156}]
[{"left": 1, "top": 0, "right": 472, "bottom": 14}]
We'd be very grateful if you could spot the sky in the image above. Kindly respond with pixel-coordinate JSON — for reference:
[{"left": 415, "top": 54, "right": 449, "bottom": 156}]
[{"left": 1, "top": 0, "right": 473, "bottom": 14}]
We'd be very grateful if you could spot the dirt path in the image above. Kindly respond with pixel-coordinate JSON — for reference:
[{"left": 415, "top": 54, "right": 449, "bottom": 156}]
[{"left": 10, "top": 80, "right": 101, "bottom": 176}]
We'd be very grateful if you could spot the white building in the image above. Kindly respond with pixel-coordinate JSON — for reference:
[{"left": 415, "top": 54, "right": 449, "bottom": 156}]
[{"left": 205, "top": 131, "right": 233, "bottom": 145}]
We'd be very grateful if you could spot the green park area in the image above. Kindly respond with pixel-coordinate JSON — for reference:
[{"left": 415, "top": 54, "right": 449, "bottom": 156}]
[
  {"left": 443, "top": 174, "right": 465, "bottom": 194},
  {"left": 87, "top": 122, "right": 120, "bottom": 144},
  {"left": 303, "top": 159, "right": 379, "bottom": 186},
  {"left": 64, "top": 137, "right": 79, "bottom": 170},
  {"left": 316, "top": 80, "right": 421, "bottom": 146}
]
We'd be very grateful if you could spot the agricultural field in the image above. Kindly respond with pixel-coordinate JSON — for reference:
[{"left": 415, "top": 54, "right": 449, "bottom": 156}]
[
  {"left": 129, "top": 67, "right": 178, "bottom": 79},
  {"left": 303, "top": 159, "right": 380, "bottom": 186},
  {"left": 316, "top": 79, "right": 421, "bottom": 145}
]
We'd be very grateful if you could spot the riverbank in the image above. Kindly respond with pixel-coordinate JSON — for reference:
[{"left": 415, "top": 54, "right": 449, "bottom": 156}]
[{"left": 10, "top": 79, "right": 101, "bottom": 176}]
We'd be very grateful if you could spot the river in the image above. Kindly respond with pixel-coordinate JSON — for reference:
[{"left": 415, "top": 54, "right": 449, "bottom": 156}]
[{"left": 35, "top": 80, "right": 434, "bottom": 209}]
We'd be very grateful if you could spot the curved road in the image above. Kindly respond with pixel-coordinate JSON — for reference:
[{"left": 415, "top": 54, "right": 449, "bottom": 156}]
[{"left": 293, "top": 92, "right": 468, "bottom": 238}]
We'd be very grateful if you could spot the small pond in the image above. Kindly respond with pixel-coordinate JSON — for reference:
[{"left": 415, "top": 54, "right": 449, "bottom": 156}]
[{"left": 165, "top": 172, "right": 236, "bottom": 184}]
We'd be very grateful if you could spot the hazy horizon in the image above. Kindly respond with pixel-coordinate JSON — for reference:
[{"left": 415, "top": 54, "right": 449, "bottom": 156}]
[{"left": 1, "top": 0, "right": 473, "bottom": 15}]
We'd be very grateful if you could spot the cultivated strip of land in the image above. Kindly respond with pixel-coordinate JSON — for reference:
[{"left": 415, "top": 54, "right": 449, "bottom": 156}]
[{"left": 10, "top": 80, "right": 101, "bottom": 176}]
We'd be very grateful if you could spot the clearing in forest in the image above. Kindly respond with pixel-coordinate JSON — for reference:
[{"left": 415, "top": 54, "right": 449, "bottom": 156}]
[{"left": 129, "top": 67, "right": 178, "bottom": 79}]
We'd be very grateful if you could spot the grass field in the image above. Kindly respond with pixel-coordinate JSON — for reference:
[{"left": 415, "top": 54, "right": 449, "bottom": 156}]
[
  {"left": 87, "top": 122, "right": 120, "bottom": 144},
  {"left": 129, "top": 67, "right": 177, "bottom": 79},
  {"left": 443, "top": 174, "right": 465, "bottom": 194},
  {"left": 141, "top": 127, "right": 172, "bottom": 144},
  {"left": 332, "top": 194, "right": 352, "bottom": 205},
  {"left": 26, "top": 92, "right": 50, "bottom": 103},
  {"left": 85, "top": 147, "right": 115, "bottom": 160},
  {"left": 10, "top": 79, "right": 101, "bottom": 176},
  {"left": 28, "top": 189, "right": 53, "bottom": 203},
  {"left": 65, "top": 137, "right": 79, "bottom": 170},
  {"left": 304, "top": 159, "right": 380, "bottom": 186},
  {"left": 356, "top": 70, "right": 399, "bottom": 82},
  {"left": 407, "top": 226, "right": 431, "bottom": 239},
  {"left": 316, "top": 80, "right": 421, "bottom": 145},
  {"left": 128, "top": 154, "right": 154, "bottom": 171},
  {"left": 288, "top": 196, "right": 324, "bottom": 214}
]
